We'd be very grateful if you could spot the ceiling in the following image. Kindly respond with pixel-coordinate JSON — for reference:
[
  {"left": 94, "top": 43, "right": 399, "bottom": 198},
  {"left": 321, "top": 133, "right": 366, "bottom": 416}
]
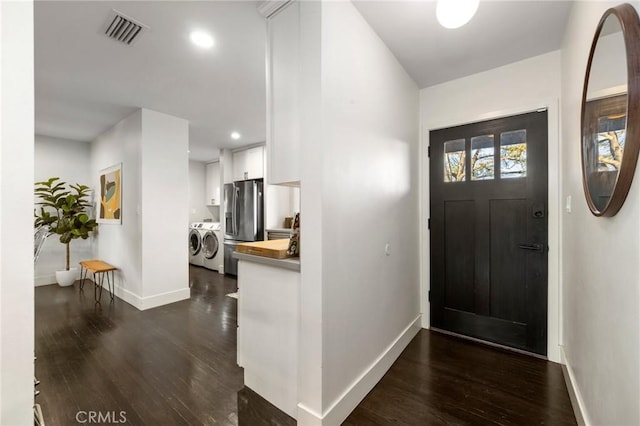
[
  {"left": 35, "top": 1, "right": 573, "bottom": 162},
  {"left": 353, "top": 0, "right": 573, "bottom": 88},
  {"left": 35, "top": 1, "right": 267, "bottom": 162}
]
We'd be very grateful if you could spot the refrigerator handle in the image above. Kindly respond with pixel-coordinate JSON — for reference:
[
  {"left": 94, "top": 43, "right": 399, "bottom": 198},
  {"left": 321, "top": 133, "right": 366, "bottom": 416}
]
[
  {"left": 235, "top": 185, "right": 240, "bottom": 236},
  {"left": 253, "top": 181, "right": 258, "bottom": 239}
]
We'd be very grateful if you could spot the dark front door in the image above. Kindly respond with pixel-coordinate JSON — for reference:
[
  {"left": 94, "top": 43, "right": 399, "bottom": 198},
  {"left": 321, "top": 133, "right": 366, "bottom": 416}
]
[{"left": 430, "top": 110, "right": 548, "bottom": 355}]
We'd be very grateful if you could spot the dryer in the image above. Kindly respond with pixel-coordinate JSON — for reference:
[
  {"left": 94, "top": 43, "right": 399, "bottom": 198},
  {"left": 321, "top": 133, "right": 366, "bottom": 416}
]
[
  {"left": 201, "top": 223, "right": 223, "bottom": 272},
  {"left": 189, "top": 223, "right": 204, "bottom": 266}
]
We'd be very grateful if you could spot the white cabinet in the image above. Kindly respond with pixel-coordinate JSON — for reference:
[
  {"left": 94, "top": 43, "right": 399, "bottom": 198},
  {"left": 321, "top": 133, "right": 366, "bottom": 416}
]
[
  {"left": 266, "top": 1, "right": 300, "bottom": 185},
  {"left": 237, "top": 258, "right": 299, "bottom": 418},
  {"left": 233, "top": 145, "right": 264, "bottom": 181},
  {"left": 232, "top": 150, "right": 246, "bottom": 182},
  {"left": 205, "top": 161, "right": 220, "bottom": 205}
]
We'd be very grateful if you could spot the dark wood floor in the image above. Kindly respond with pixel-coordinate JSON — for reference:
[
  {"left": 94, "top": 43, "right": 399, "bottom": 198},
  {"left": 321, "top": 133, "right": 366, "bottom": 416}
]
[
  {"left": 36, "top": 266, "right": 576, "bottom": 425},
  {"left": 344, "top": 331, "right": 577, "bottom": 425},
  {"left": 35, "top": 266, "right": 243, "bottom": 425}
]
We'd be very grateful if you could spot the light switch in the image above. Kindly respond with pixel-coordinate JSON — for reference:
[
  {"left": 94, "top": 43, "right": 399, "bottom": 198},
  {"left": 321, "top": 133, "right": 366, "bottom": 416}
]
[
  {"left": 385, "top": 243, "right": 391, "bottom": 256},
  {"left": 566, "top": 195, "right": 572, "bottom": 213}
]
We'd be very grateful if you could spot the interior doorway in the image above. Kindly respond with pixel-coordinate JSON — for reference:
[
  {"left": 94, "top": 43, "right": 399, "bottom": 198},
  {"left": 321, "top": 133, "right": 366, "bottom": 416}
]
[{"left": 429, "top": 110, "right": 548, "bottom": 356}]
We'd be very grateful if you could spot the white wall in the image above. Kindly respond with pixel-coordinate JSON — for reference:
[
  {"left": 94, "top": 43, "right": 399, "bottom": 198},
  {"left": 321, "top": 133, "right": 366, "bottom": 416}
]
[
  {"left": 0, "top": 1, "right": 35, "bottom": 423},
  {"left": 560, "top": 2, "right": 640, "bottom": 424},
  {"left": 265, "top": 185, "right": 299, "bottom": 230},
  {"left": 189, "top": 160, "right": 209, "bottom": 224},
  {"left": 221, "top": 148, "right": 234, "bottom": 184},
  {"left": 205, "top": 161, "right": 221, "bottom": 223},
  {"left": 92, "top": 110, "right": 143, "bottom": 300},
  {"left": 189, "top": 160, "right": 220, "bottom": 224},
  {"left": 92, "top": 109, "right": 190, "bottom": 310},
  {"left": 35, "top": 135, "right": 91, "bottom": 187},
  {"left": 297, "top": 1, "right": 324, "bottom": 420},
  {"left": 420, "top": 51, "right": 561, "bottom": 127},
  {"left": 419, "top": 50, "right": 563, "bottom": 362},
  {"left": 34, "top": 135, "right": 93, "bottom": 285},
  {"left": 298, "top": 2, "right": 421, "bottom": 423},
  {"left": 140, "top": 109, "right": 189, "bottom": 301}
]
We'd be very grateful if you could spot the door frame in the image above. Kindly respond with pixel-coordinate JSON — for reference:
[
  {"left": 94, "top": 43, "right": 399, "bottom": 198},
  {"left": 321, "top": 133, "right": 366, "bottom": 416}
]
[{"left": 419, "top": 99, "right": 561, "bottom": 363}]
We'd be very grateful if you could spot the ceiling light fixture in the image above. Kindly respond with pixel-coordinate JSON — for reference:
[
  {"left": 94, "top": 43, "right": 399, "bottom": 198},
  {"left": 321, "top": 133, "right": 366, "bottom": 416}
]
[
  {"left": 231, "top": 132, "right": 241, "bottom": 140},
  {"left": 190, "top": 30, "right": 214, "bottom": 49},
  {"left": 436, "top": 0, "right": 479, "bottom": 29}
]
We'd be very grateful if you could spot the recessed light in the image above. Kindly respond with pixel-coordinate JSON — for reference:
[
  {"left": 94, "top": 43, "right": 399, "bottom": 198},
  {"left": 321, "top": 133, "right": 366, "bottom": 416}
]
[
  {"left": 190, "top": 30, "right": 214, "bottom": 49},
  {"left": 436, "top": 0, "right": 479, "bottom": 29},
  {"left": 231, "top": 132, "right": 241, "bottom": 140}
]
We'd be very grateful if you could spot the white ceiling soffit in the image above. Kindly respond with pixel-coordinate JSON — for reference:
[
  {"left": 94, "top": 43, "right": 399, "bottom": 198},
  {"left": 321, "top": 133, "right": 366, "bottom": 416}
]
[{"left": 353, "top": 0, "right": 574, "bottom": 89}]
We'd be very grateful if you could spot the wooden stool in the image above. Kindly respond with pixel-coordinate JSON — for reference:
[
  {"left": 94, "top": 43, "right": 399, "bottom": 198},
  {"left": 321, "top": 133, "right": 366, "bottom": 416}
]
[{"left": 79, "top": 260, "right": 117, "bottom": 302}]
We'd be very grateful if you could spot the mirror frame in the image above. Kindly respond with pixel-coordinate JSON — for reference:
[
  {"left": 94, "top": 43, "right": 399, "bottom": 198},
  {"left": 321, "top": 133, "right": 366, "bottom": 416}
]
[{"left": 581, "top": 3, "right": 640, "bottom": 217}]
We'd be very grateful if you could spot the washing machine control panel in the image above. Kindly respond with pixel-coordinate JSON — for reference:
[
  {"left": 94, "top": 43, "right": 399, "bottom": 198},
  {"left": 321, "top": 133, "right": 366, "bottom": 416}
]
[{"left": 190, "top": 222, "right": 221, "bottom": 230}]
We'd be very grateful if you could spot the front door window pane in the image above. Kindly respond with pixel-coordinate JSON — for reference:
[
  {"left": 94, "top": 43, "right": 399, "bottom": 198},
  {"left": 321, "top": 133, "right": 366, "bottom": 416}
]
[
  {"left": 444, "top": 139, "right": 466, "bottom": 182},
  {"left": 471, "top": 135, "right": 494, "bottom": 181},
  {"left": 500, "top": 130, "right": 527, "bottom": 179}
]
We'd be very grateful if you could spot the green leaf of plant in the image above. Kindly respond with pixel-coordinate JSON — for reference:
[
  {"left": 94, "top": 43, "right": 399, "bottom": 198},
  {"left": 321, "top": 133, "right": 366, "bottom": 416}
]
[{"left": 35, "top": 177, "right": 98, "bottom": 268}]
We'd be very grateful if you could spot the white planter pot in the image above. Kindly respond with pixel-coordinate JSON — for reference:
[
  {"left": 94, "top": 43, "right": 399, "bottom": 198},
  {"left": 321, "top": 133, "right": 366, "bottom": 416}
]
[{"left": 56, "top": 268, "right": 78, "bottom": 287}]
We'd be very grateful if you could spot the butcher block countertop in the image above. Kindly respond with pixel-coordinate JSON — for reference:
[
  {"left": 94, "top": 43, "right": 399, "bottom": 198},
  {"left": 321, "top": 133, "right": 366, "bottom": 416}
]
[
  {"left": 233, "top": 239, "right": 300, "bottom": 272},
  {"left": 236, "top": 239, "right": 294, "bottom": 259}
]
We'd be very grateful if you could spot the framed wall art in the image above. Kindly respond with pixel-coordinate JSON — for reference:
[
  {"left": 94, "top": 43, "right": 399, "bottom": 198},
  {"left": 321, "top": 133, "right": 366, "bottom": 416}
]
[{"left": 98, "top": 163, "right": 122, "bottom": 224}]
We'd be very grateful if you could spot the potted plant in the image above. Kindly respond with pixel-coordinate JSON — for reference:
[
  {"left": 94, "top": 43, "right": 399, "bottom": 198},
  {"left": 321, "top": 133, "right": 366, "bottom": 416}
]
[{"left": 34, "top": 177, "right": 98, "bottom": 287}]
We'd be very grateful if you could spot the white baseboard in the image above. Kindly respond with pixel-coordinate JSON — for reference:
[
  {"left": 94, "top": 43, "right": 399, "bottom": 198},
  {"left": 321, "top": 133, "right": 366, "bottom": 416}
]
[
  {"left": 114, "top": 286, "right": 143, "bottom": 309},
  {"left": 35, "top": 274, "right": 56, "bottom": 286},
  {"left": 35, "top": 269, "right": 85, "bottom": 287},
  {"left": 297, "top": 404, "right": 323, "bottom": 426},
  {"left": 115, "top": 286, "right": 190, "bottom": 311},
  {"left": 560, "top": 346, "right": 590, "bottom": 426},
  {"left": 297, "top": 314, "right": 422, "bottom": 425}
]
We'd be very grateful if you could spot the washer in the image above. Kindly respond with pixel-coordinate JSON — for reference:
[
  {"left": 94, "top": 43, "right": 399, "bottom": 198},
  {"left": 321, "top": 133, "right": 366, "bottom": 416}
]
[
  {"left": 202, "top": 223, "right": 223, "bottom": 272},
  {"left": 188, "top": 222, "right": 204, "bottom": 266}
]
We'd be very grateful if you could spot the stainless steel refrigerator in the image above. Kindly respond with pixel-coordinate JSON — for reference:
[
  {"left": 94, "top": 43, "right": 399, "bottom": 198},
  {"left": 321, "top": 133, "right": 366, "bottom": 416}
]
[{"left": 223, "top": 179, "right": 264, "bottom": 275}]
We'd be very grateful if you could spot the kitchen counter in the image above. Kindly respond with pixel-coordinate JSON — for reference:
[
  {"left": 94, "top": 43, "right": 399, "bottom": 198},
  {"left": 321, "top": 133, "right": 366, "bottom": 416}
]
[{"left": 232, "top": 251, "right": 300, "bottom": 272}]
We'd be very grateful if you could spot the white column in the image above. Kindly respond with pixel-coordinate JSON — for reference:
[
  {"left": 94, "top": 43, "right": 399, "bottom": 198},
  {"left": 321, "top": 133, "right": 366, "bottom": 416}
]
[{"left": 0, "top": 1, "right": 35, "bottom": 424}]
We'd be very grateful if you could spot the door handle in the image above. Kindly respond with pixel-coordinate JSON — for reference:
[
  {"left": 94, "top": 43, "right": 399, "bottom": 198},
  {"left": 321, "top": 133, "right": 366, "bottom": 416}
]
[
  {"left": 518, "top": 243, "right": 545, "bottom": 253},
  {"left": 532, "top": 203, "right": 545, "bottom": 218}
]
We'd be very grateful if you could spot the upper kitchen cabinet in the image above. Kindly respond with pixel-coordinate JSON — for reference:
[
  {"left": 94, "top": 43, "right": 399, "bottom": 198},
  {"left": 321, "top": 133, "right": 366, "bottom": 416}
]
[
  {"left": 205, "top": 161, "right": 221, "bottom": 206},
  {"left": 266, "top": 0, "right": 300, "bottom": 186},
  {"left": 233, "top": 145, "right": 264, "bottom": 181}
]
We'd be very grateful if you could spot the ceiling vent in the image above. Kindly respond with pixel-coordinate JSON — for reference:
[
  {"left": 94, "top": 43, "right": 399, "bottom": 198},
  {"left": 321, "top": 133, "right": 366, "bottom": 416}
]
[{"left": 103, "top": 9, "right": 148, "bottom": 46}]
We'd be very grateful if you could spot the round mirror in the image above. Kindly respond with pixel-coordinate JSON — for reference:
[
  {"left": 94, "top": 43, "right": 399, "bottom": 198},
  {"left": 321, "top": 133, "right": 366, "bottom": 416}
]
[{"left": 581, "top": 3, "right": 640, "bottom": 216}]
